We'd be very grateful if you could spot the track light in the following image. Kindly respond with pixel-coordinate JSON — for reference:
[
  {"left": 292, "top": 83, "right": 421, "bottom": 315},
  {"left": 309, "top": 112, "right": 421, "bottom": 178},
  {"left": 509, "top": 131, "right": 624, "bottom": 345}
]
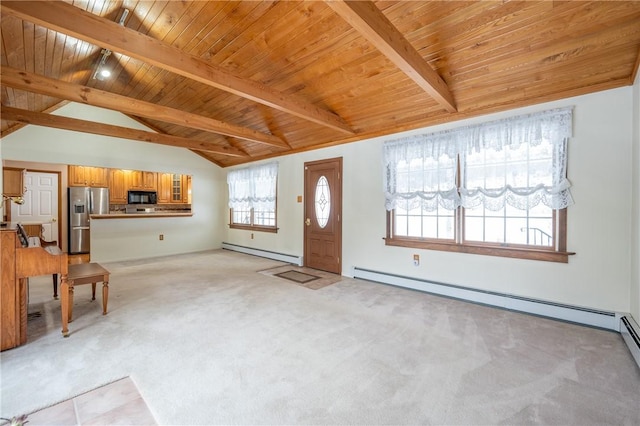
[
  {"left": 92, "top": 8, "right": 129, "bottom": 81},
  {"left": 92, "top": 48, "right": 112, "bottom": 81}
]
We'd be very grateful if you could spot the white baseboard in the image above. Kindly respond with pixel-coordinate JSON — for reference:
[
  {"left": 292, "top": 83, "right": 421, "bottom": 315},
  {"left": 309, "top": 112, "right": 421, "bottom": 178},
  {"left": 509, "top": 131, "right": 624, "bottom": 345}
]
[
  {"left": 352, "top": 267, "right": 619, "bottom": 330},
  {"left": 222, "top": 242, "right": 303, "bottom": 266}
]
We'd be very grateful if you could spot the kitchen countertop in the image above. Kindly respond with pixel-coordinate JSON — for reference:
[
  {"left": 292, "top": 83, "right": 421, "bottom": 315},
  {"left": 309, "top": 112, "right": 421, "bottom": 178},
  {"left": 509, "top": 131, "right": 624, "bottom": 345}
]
[{"left": 91, "top": 212, "right": 192, "bottom": 219}]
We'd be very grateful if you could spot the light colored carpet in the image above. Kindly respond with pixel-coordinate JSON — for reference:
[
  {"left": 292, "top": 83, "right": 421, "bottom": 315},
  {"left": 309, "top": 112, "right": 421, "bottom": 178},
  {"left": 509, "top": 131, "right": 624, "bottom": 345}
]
[{"left": 1, "top": 249, "right": 639, "bottom": 425}]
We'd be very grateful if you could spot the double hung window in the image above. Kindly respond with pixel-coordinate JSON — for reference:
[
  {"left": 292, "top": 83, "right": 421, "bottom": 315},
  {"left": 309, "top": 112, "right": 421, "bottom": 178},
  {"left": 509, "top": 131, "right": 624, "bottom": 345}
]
[
  {"left": 227, "top": 162, "right": 278, "bottom": 231},
  {"left": 384, "top": 107, "right": 574, "bottom": 262}
]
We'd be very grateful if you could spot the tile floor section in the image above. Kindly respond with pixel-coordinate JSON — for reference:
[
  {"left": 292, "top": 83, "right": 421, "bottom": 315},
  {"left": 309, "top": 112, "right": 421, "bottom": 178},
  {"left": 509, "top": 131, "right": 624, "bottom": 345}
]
[{"left": 23, "top": 377, "right": 156, "bottom": 425}]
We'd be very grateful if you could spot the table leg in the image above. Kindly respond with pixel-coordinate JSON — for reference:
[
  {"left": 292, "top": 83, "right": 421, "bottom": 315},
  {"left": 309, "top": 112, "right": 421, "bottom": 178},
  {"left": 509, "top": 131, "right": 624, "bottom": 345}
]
[
  {"left": 91, "top": 283, "right": 96, "bottom": 300},
  {"left": 60, "top": 278, "right": 69, "bottom": 337},
  {"left": 68, "top": 286, "right": 75, "bottom": 323},
  {"left": 102, "top": 281, "right": 109, "bottom": 315},
  {"left": 53, "top": 274, "right": 58, "bottom": 299}
]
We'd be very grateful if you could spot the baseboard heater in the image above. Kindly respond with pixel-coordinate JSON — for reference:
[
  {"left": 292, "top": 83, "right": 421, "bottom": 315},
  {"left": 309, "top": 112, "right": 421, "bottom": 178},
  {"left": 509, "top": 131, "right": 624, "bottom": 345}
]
[
  {"left": 353, "top": 267, "right": 640, "bottom": 369},
  {"left": 352, "top": 267, "right": 619, "bottom": 330},
  {"left": 620, "top": 315, "right": 640, "bottom": 367},
  {"left": 222, "top": 242, "right": 303, "bottom": 266}
]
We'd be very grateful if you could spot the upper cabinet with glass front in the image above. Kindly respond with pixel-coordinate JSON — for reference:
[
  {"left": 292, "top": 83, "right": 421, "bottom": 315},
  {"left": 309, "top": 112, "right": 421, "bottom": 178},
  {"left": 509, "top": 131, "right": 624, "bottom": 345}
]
[{"left": 158, "top": 173, "right": 190, "bottom": 204}]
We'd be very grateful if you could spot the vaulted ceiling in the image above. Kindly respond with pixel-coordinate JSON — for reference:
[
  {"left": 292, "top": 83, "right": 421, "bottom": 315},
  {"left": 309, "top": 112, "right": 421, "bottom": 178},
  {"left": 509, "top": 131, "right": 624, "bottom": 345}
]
[{"left": 2, "top": 1, "right": 640, "bottom": 168}]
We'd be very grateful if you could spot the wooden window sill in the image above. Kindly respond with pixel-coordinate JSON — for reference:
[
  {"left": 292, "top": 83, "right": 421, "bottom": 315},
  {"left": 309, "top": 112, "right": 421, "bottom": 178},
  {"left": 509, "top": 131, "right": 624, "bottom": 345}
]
[
  {"left": 229, "top": 224, "right": 278, "bottom": 233},
  {"left": 385, "top": 238, "right": 574, "bottom": 263}
]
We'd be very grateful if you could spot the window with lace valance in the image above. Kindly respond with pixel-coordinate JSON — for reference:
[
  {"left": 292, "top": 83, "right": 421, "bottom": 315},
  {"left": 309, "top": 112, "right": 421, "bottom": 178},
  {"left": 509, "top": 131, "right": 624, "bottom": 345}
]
[
  {"left": 227, "top": 162, "right": 278, "bottom": 231},
  {"left": 383, "top": 107, "right": 574, "bottom": 262}
]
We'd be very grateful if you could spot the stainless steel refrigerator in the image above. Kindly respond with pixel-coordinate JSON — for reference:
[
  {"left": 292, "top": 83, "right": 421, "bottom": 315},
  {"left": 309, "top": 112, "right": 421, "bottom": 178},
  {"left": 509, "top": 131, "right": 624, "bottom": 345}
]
[{"left": 68, "top": 187, "right": 109, "bottom": 254}]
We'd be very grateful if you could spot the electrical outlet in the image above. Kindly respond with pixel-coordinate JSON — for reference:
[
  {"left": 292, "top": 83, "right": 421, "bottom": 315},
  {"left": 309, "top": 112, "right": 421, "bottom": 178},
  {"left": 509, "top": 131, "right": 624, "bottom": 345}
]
[
  {"left": 413, "top": 254, "right": 420, "bottom": 266},
  {"left": 159, "top": 234, "right": 164, "bottom": 241}
]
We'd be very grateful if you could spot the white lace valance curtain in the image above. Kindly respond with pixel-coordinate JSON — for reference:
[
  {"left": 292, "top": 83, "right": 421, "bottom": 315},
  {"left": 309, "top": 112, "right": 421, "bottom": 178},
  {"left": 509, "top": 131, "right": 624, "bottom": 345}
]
[
  {"left": 383, "top": 107, "right": 574, "bottom": 211},
  {"left": 227, "top": 162, "right": 278, "bottom": 211}
]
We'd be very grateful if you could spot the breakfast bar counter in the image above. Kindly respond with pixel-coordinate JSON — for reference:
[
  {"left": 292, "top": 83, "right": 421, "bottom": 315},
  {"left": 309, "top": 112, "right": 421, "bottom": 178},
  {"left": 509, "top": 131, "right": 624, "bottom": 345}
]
[{"left": 91, "top": 212, "right": 192, "bottom": 219}]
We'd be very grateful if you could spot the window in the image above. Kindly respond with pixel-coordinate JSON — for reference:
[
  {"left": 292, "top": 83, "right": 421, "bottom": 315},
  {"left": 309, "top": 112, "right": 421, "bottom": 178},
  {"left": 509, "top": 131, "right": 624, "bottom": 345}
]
[
  {"left": 227, "top": 162, "right": 278, "bottom": 232},
  {"left": 384, "top": 107, "right": 574, "bottom": 262}
]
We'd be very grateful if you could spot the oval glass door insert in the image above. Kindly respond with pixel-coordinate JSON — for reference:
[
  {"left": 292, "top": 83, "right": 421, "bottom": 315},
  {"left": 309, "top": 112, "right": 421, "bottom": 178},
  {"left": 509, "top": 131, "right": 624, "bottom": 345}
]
[{"left": 315, "top": 175, "right": 331, "bottom": 228}]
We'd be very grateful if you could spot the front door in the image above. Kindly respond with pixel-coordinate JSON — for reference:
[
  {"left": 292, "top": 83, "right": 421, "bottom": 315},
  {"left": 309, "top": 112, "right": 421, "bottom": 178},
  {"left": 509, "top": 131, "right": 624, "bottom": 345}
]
[
  {"left": 11, "top": 171, "right": 60, "bottom": 244},
  {"left": 304, "top": 157, "right": 342, "bottom": 274}
]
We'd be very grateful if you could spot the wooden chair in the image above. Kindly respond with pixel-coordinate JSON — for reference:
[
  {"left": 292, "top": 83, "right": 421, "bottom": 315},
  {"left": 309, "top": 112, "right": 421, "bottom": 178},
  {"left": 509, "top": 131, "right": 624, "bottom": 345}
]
[{"left": 39, "top": 227, "right": 60, "bottom": 299}]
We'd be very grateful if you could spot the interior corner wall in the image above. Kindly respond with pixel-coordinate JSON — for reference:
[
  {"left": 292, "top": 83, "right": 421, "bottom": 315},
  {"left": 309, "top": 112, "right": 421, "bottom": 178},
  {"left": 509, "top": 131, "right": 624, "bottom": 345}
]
[
  {"left": 631, "top": 74, "right": 640, "bottom": 323},
  {"left": 224, "top": 86, "right": 635, "bottom": 315},
  {"left": 0, "top": 103, "right": 225, "bottom": 262}
]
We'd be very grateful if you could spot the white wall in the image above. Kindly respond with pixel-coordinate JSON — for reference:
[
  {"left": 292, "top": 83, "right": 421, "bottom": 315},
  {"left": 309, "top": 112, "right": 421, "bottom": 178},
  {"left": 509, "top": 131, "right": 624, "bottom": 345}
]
[
  {"left": 2, "top": 88, "right": 636, "bottom": 316},
  {"left": 1, "top": 103, "right": 225, "bottom": 262},
  {"left": 631, "top": 74, "right": 640, "bottom": 322},
  {"left": 225, "top": 87, "right": 636, "bottom": 314}
]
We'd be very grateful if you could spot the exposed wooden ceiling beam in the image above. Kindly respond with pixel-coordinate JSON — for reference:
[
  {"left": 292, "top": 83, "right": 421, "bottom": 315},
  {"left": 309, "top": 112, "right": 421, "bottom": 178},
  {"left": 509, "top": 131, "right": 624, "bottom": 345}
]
[
  {"left": 1, "top": 100, "right": 71, "bottom": 138},
  {"left": 0, "top": 106, "right": 248, "bottom": 157},
  {"left": 326, "top": 0, "right": 457, "bottom": 113},
  {"left": 0, "top": 0, "right": 355, "bottom": 135},
  {"left": 1, "top": 67, "right": 288, "bottom": 149}
]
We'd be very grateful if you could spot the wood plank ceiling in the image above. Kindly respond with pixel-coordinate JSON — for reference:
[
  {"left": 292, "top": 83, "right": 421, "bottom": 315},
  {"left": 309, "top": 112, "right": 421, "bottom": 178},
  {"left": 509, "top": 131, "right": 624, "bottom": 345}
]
[{"left": 2, "top": 1, "right": 639, "bottom": 168}]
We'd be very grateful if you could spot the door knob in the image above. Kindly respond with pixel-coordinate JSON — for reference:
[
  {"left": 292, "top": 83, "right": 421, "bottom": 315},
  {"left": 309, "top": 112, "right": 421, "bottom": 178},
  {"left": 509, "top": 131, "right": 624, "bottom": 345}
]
[
  {"left": 305, "top": 218, "right": 311, "bottom": 226},
  {"left": 51, "top": 217, "right": 57, "bottom": 222}
]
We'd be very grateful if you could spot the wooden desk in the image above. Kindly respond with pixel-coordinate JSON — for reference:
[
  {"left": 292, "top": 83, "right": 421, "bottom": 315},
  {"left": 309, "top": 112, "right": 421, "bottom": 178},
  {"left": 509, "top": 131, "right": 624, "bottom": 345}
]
[
  {"left": 1, "top": 225, "right": 68, "bottom": 351},
  {"left": 60, "top": 263, "right": 109, "bottom": 337}
]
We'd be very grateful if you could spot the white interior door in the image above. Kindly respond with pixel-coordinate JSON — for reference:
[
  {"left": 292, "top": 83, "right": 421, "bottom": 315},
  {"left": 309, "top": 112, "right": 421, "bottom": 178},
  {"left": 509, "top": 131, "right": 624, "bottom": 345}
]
[{"left": 11, "top": 172, "right": 59, "bottom": 242}]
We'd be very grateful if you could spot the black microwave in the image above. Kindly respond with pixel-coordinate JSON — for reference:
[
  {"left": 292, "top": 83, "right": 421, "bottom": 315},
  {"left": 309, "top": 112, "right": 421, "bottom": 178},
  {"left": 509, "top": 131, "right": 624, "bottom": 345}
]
[{"left": 128, "top": 190, "right": 157, "bottom": 204}]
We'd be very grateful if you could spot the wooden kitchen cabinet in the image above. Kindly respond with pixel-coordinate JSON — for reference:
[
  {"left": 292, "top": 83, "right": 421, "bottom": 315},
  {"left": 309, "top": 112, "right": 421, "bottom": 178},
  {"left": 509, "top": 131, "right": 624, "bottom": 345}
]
[
  {"left": 158, "top": 173, "right": 189, "bottom": 203},
  {"left": 128, "top": 171, "right": 157, "bottom": 191},
  {"left": 68, "top": 165, "right": 109, "bottom": 187},
  {"left": 157, "top": 173, "right": 172, "bottom": 204},
  {"left": 109, "top": 169, "right": 127, "bottom": 203},
  {"left": 2, "top": 168, "right": 25, "bottom": 196},
  {"left": 183, "top": 175, "right": 191, "bottom": 203}
]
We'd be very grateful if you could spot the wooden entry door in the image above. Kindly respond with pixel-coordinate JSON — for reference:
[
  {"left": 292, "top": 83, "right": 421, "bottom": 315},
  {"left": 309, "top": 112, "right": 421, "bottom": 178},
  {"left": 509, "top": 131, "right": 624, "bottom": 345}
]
[{"left": 304, "top": 157, "right": 342, "bottom": 274}]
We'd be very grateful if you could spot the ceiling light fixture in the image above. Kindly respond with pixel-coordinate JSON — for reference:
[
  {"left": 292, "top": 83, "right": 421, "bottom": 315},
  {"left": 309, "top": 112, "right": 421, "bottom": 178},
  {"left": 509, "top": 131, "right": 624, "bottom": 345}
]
[
  {"left": 92, "top": 8, "right": 130, "bottom": 81},
  {"left": 93, "top": 48, "right": 113, "bottom": 81}
]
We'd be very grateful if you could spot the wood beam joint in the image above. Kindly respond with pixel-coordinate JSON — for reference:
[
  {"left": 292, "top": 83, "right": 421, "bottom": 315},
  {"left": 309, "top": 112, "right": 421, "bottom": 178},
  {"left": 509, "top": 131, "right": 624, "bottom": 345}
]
[{"left": 326, "top": 0, "right": 457, "bottom": 113}]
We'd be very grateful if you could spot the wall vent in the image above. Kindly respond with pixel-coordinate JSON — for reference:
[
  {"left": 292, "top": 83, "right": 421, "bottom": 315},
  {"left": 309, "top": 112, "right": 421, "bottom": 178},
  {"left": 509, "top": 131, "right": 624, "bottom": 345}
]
[{"left": 222, "top": 242, "right": 303, "bottom": 266}]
